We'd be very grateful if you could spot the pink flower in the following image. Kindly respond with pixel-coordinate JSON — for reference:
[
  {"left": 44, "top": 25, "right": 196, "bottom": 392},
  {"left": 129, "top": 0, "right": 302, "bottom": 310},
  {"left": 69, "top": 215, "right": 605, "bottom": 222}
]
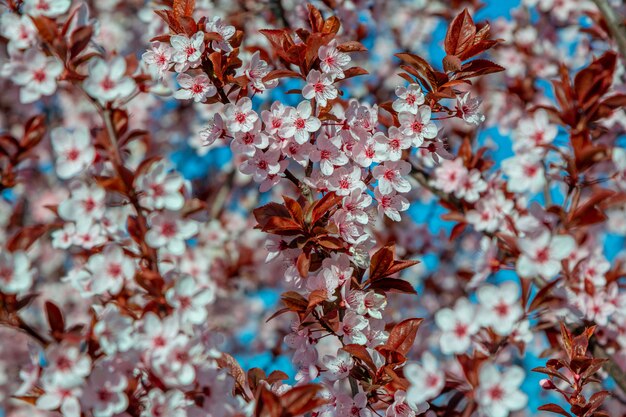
[
  {"left": 280, "top": 100, "right": 321, "bottom": 144},
  {"left": 404, "top": 352, "right": 444, "bottom": 409},
  {"left": 206, "top": 17, "right": 236, "bottom": 52},
  {"left": 454, "top": 169, "right": 487, "bottom": 203},
  {"left": 224, "top": 97, "right": 259, "bottom": 133},
  {"left": 22, "top": 0, "right": 71, "bottom": 17},
  {"left": 516, "top": 231, "right": 575, "bottom": 279},
  {"left": 142, "top": 42, "right": 173, "bottom": 80},
  {"left": 318, "top": 40, "right": 351, "bottom": 79},
  {"left": 170, "top": 31, "right": 205, "bottom": 72},
  {"left": 476, "top": 364, "right": 527, "bottom": 417},
  {"left": 392, "top": 84, "right": 425, "bottom": 114},
  {"left": 455, "top": 91, "right": 485, "bottom": 125},
  {"left": 431, "top": 158, "right": 468, "bottom": 194},
  {"left": 398, "top": 106, "right": 437, "bottom": 146},
  {"left": 230, "top": 120, "right": 268, "bottom": 157},
  {"left": 513, "top": 110, "right": 557, "bottom": 152},
  {"left": 0, "top": 251, "right": 34, "bottom": 295},
  {"left": 327, "top": 165, "right": 365, "bottom": 196},
  {"left": 141, "top": 389, "right": 189, "bottom": 417},
  {"left": 374, "top": 188, "right": 410, "bottom": 222},
  {"left": 51, "top": 126, "right": 96, "bottom": 179},
  {"left": 302, "top": 70, "right": 338, "bottom": 107},
  {"left": 337, "top": 311, "right": 369, "bottom": 344},
  {"left": 434, "top": 298, "right": 478, "bottom": 354},
  {"left": 165, "top": 275, "right": 215, "bottom": 325},
  {"left": 146, "top": 211, "right": 199, "bottom": 255},
  {"left": 173, "top": 73, "right": 216, "bottom": 102},
  {"left": 82, "top": 368, "right": 128, "bottom": 417},
  {"left": 83, "top": 57, "right": 135, "bottom": 104},
  {"left": 309, "top": 135, "right": 349, "bottom": 175},
  {"left": 476, "top": 282, "right": 524, "bottom": 335},
  {"left": 322, "top": 349, "right": 354, "bottom": 381},
  {"left": 245, "top": 51, "right": 278, "bottom": 92},
  {"left": 502, "top": 152, "right": 546, "bottom": 194},
  {"left": 374, "top": 127, "right": 412, "bottom": 161},
  {"left": 239, "top": 149, "right": 283, "bottom": 183},
  {"left": 135, "top": 159, "right": 186, "bottom": 211},
  {"left": 373, "top": 160, "right": 412, "bottom": 195},
  {"left": 11, "top": 49, "right": 63, "bottom": 103},
  {"left": 86, "top": 245, "right": 135, "bottom": 295}
]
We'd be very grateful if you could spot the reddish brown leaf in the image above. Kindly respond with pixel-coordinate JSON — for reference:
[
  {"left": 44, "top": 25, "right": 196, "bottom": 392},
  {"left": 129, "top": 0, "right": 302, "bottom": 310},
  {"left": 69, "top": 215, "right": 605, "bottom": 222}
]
[
  {"left": 369, "top": 244, "right": 395, "bottom": 281},
  {"left": 538, "top": 404, "right": 572, "bottom": 417},
  {"left": 281, "top": 291, "right": 308, "bottom": 312},
  {"left": 342, "top": 344, "right": 377, "bottom": 372},
  {"left": 45, "top": 301, "right": 65, "bottom": 336},
  {"left": 368, "top": 278, "right": 417, "bottom": 294},
  {"left": 307, "top": 289, "right": 327, "bottom": 308},
  {"left": 296, "top": 251, "right": 311, "bottom": 278},
  {"left": 311, "top": 192, "right": 342, "bottom": 225},
  {"left": 337, "top": 41, "right": 367, "bottom": 52},
  {"left": 445, "top": 9, "right": 476, "bottom": 58},
  {"left": 30, "top": 16, "right": 57, "bottom": 44},
  {"left": 385, "top": 318, "right": 424, "bottom": 355},
  {"left": 69, "top": 26, "right": 93, "bottom": 59},
  {"left": 173, "top": 0, "right": 195, "bottom": 17}
]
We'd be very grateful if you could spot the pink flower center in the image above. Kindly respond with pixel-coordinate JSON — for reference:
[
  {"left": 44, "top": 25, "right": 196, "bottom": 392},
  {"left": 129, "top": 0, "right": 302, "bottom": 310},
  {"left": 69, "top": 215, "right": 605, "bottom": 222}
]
[
  {"left": 295, "top": 118, "right": 306, "bottom": 130},
  {"left": 160, "top": 222, "right": 178, "bottom": 238},
  {"left": 100, "top": 77, "right": 115, "bottom": 91},
  {"left": 33, "top": 69, "right": 47, "bottom": 83}
]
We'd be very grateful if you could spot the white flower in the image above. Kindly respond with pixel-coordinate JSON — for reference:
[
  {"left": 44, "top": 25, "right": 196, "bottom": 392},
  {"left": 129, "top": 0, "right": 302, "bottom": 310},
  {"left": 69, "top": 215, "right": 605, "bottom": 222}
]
[
  {"left": 280, "top": 101, "right": 321, "bottom": 144},
  {"left": 0, "top": 251, "right": 34, "bottom": 295},
  {"left": 337, "top": 311, "right": 369, "bottom": 345},
  {"left": 0, "top": 13, "right": 37, "bottom": 51},
  {"left": 11, "top": 49, "right": 63, "bottom": 103},
  {"left": 58, "top": 181, "right": 106, "bottom": 225},
  {"left": 405, "top": 352, "right": 444, "bottom": 409},
  {"left": 165, "top": 275, "right": 215, "bottom": 325},
  {"left": 476, "top": 364, "right": 528, "bottom": 417},
  {"left": 173, "top": 73, "right": 216, "bottom": 102},
  {"left": 93, "top": 304, "right": 134, "bottom": 355},
  {"left": 302, "top": 70, "right": 338, "bottom": 107},
  {"left": 375, "top": 188, "right": 410, "bottom": 222},
  {"left": 318, "top": 40, "right": 351, "bottom": 79},
  {"left": 393, "top": 84, "right": 425, "bottom": 114},
  {"left": 51, "top": 126, "right": 96, "bottom": 179},
  {"left": 224, "top": 97, "right": 259, "bottom": 133},
  {"left": 135, "top": 159, "right": 186, "bottom": 211},
  {"left": 86, "top": 245, "right": 135, "bottom": 295},
  {"left": 22, "top": 0, "right": 71, "bottom": 17},
  {"left": 516, "top": 231, "right": 575, "bottom": 279},
  {"left": 476, "top": 281, "right": 524, "bottom": 336},
  {"left": 322, "top": 349, "right": 354, "bottom": 381},
  {"left": 170, "top": 31, "right": 205, "bottom": 72},
  {"left": 146, "top": 211, "right": 199, "bottom": 255},
  {"left": 141, "top": 389, "right": 189, "bottom": 417},
  {"left": 83, "top": 57, "right": 135, "bottom": 104},
  {"left": 373, "top": 160, "right": 412, "bottom": 195},
  {"left": 434, "top": 298, "right": 478, "bottom": 354}
]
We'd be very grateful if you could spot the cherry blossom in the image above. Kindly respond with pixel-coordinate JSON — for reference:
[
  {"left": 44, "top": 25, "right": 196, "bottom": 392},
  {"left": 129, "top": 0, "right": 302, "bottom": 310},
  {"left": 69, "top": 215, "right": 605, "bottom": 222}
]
[
  {"left": 224, "top": 97, "right": 258, "bottom": 133},
  {"left": 392, "top": 84, "right": 425, "bottom": 114},
  {"left": 142, "top": 42, "right": 173, "bottom": 80},
  {"left": 170, "top": 31, "right": 205, "bottom": 72},
  {"left": 319, "top": 40, "right": 351, "bottom": 78},
  {"left": 517, "top": 231, "right": 575, "bottom": 279},
  {"left": 280, "top": 100, "right": 322, "bottom": 144},
  {"left": 0, "top": 251, "right": 34, "bottom": 295},
  {"left": 173, "top": 73, "right": 217, "bottom": 102},
  {"left": 22, "top": 0, "right": 71, "bottom": 17},
  {"left": 10, "top": 49, "right": 63, "bottom": 103},
  {"left": 404, "top": 352, "right": 444, "bottom": 410},
  {"left": 476, "top": 363, "right": 528, "bottom": 417},
  {"left": 398, "top": 106, "right": 437, "bottom": 146},
  {"left": 477, "top": 282, "right": 524, "bottom": 335},
  {"left": 82, "top": 368, "right": 128, "bottom": 417},
  {"left": 434, "top": 298, "right": 479, "bottom": 354},
  {"left": 135, "top": 160, "right": 186, "bottom": 211},
  {"left": 373, "top": 160, "right": 412, "bottom": 195},
  {"left": 302, "top": 70, "right": 338, "bottom": 107},
  {"left": 50, "top": 126, "right": 96, "bottom": 179},
  {"left": 83, "top": 57, "right": 135, "bottom": 104},
  {"left": 146, "top": 211, "right": 199, "bottom": 255},
  {"left": 322, "top": 349, "right": 354, "bottom": 381},
  {"left": 165, "top": 275, "right": 215, "bottom": 325}
]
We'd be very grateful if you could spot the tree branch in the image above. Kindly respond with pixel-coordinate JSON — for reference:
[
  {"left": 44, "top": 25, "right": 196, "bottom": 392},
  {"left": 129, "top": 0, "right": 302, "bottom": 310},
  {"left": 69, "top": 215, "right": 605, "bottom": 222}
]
[{"left": 592, "top": 0, "right": 626, "bottom": 60}]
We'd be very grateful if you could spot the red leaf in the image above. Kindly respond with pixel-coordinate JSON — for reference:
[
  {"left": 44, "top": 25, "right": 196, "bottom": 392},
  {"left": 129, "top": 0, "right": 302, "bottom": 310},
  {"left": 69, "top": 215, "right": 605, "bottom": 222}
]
[
  {"left": 369, "top": 244, "right": 395, "bottom": 281},
  {"left": 281, "top": 291, "right": 308, "bottom": 312},
  {"left": 342, "top": 67, "right": 369, "bottom": 80},
  {"left": 45, "top": 301, "right": 65, "bottom": 337},
  {"left": 538, "top": 404, "right": 572, "bottom": 417},
  {"left": 385, "top": 318, "right": 423, "bottom": 355},
  {"left": 445, "top": 9, "right": 476, "bottom": 58},
  {"left": 385, "top": 259, "right": 420, "bottom": 277},
  {"left": 30, "top": 16, "right": 57, "bottom": 44},
  {"left": 281, "top": 384, "right": 327, "bottom": 415},
  {"left": 7, "top": 224, "right": 53, "bottom": 252},
  {"left": 368, "top": 278, "right": 416, "bottom": 294},
  {"left": 263, "top": 69, "right": 304, "bottom": 82},
  {"left": 342, "top": 344, "right": 377, "bottom": 373},
  {"left": 296, "top": 251, "right": 311, "bottom": 278},
  {"left": 173, "top": 0, "right": 196, "bottom": 17},
  {"left": 307, "top": 289, "right": 327, "bottom": 309},
  {"left": 311, "top": 192, "right": 342, "bottom": 225},
  {"left": 69, "top": 26, "right": 93, "bottom": 59},
  {"left": 282, "top": 196, "right": 303, "bottom": 225},
  {"left": 337, "top": 41, "right": 367, "bottom": 52}
]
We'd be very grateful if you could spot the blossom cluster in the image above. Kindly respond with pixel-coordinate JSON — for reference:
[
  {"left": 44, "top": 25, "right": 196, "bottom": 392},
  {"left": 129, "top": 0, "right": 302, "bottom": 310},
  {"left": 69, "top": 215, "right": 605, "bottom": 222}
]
[{"left": 1, "top": 1, "right": 626, "bottom": 417}]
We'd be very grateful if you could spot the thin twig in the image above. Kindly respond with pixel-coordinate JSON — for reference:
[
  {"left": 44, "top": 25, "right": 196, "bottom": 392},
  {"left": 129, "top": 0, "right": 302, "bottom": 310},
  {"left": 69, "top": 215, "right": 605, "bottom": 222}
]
[{"left": 592, "top": 0, "right": 626, "bottom": 61}]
